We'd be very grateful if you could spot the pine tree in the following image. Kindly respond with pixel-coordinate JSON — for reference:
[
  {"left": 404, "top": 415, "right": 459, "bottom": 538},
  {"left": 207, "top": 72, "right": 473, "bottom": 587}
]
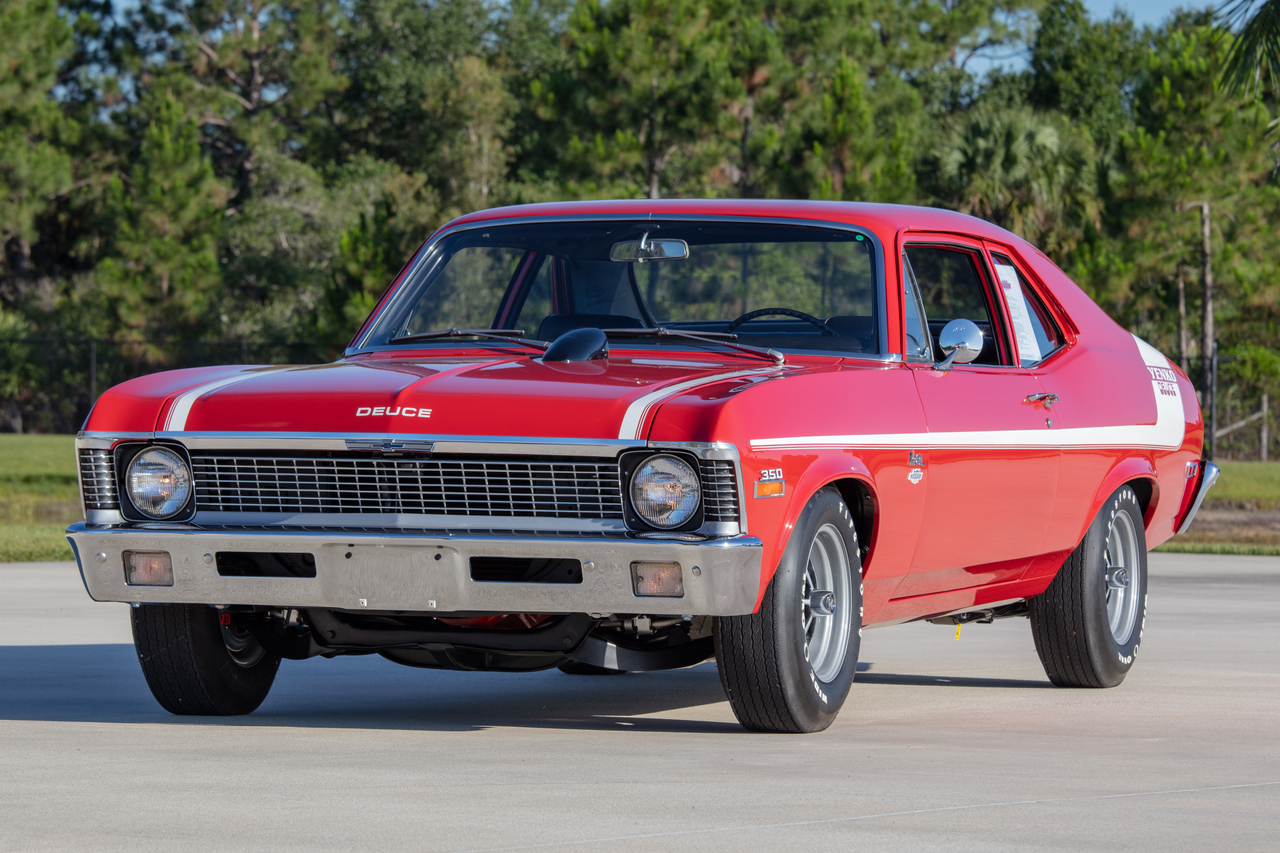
[
  {"left": 99, "top": 97, "right": 224, "bottom": 342},
  {"left": 0, "top": 0, "right": 76, "bottom": 285}
]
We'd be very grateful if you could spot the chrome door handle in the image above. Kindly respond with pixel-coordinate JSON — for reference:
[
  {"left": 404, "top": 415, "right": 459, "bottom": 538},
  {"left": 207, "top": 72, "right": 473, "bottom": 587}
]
[{"left": 1026, "top": 393, "right": 1059, "bottom": 409}]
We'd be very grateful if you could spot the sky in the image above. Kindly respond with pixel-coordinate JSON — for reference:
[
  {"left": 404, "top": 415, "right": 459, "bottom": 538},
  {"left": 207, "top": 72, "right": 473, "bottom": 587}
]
[
  {"left": 1083, "top": 1, "right": 1213, "bottom": 28},
  {"left": 967, "top": 1, "right": 1219, "bottom": 75}
]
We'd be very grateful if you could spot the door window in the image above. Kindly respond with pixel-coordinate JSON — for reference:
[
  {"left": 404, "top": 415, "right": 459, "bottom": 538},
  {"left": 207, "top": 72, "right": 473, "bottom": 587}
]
[
  {"left": 989, "top": 252, "right": 1063, "bottom": 366},
  {"left": 903, "top": 245, "right": 1010, "bottom": 366},
  {"left": 901, "top": 253, "right": 933, "bottom": 362}
]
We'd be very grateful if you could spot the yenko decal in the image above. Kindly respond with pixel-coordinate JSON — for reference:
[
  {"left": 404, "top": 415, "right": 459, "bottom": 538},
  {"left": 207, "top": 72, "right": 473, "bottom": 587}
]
[{"left": 356, "top": 406, "right": 432, "bottom": 418}]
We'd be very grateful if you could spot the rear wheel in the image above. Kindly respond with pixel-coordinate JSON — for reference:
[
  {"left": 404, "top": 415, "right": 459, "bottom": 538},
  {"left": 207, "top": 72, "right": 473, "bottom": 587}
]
[
  {"left": 716, "top": 487, "right": 862, "bottom": 733},
  {"left": 1031, "top": 484, "right": 1148, "bottom": 688},
  {"left": 131, "top": 604, "right": 280, "bottom": 715}
]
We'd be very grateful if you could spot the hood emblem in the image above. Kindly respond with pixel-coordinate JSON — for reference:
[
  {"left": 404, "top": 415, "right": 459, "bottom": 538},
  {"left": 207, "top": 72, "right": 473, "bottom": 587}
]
[
  {"left": 356, "top": 406, "right": 432, "bottom": 418},
  {"left": 346, "top": 439, "right": 436, "bottom": 453}
]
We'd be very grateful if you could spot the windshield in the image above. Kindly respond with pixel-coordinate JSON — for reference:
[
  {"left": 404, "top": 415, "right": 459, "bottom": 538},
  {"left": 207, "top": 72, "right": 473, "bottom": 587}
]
[{"left": 361, "top": 220, "right": 882, "bottom": 355}]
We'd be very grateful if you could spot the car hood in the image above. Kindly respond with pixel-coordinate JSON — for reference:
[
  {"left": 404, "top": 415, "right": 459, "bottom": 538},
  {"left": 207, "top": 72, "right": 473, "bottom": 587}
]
[{"left": 120, "top": 352, "right": 795, "bottom": 441}]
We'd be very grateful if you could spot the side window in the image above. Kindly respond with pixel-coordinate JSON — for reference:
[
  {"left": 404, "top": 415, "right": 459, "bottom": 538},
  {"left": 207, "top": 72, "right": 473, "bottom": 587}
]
[
  {"left": 901, "top": 253, "right": 933, "bottom": 361},
  {"left": 990, "top": 252, "right": 1062, "bottom": 366},
  {"left": 903, "top": 245, "right": 1009, "bottom": 366}
]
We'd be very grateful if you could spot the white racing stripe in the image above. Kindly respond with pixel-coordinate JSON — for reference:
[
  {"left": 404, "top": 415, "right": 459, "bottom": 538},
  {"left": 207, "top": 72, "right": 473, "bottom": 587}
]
[
  {"left": 617, "top": 366, "right": 786, "bottom": 440},
  {"left": 163, "top": 368, "right": 295, "bottom": 431},
  {"left": 751, "top": 335, "right": 1187, "bottom": 452}
]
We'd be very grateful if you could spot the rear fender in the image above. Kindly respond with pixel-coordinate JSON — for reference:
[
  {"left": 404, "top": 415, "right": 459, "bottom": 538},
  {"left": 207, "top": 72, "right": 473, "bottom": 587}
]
[{"left": 1087, "top": 457, "right": 1160, "bottom": 537}]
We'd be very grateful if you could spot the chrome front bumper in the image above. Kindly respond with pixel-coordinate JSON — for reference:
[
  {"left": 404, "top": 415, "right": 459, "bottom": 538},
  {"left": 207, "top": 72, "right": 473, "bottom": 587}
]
[{"left": 66, "top": 523, "right": 764, "bottom": 616}]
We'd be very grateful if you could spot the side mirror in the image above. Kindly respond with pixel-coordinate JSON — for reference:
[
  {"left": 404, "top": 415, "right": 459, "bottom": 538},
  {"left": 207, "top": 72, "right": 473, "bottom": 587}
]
[
  {"left": 934, "top": 319, "right": 983, "bottom": 371},
  {"left": 610, "top": 233, "right": 689, "bottom": 263}
]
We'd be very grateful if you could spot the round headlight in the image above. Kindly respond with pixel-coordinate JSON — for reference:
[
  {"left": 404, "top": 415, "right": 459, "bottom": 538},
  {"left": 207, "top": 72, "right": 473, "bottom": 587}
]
[
  {"left": 629, "top": 454, "right": 700, "bottom": 529},
  {"left": 126, "top": 447, "right": 192, "bottom": 519}
]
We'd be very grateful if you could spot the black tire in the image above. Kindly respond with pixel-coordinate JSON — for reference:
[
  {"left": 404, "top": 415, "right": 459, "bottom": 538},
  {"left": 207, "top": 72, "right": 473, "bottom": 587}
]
[
  {"left": 1031, "top": 484, "right": 1148, "bottom": 688},
  {"left": 716, "top": 486, "right": 862, "bottom": 733},
  {"left": 558, "top": 661, "right": 628, "bottom": 675},
  {"left": 131, "top": 604, "right": 280, "bottom": 715}
]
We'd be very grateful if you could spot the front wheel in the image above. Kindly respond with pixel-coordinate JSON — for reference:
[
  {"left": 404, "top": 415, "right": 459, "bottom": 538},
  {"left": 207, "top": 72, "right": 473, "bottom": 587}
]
[
  {"left": 1030, "top": 484, "right": 1148, "bottom": 688},
  {"left": 716, "top": 487, "right": 862, "bottom": 733},
  {"left": 131, "top": 604, "right": 280, "bottom": 715}
]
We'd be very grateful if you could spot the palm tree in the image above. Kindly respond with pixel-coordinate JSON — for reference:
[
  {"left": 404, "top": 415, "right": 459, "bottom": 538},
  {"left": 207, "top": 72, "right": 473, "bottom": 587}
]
[
  {"left": 927, "top": 108, "right": 1099, "bottom": 258},
  {"left": 1220, "top": 1, "right": 1280, "bottom": 94}
]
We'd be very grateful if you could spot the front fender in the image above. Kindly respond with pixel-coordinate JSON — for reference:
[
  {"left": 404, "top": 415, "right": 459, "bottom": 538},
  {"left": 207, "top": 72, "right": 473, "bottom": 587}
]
[{"left": 748, "top": 453, "right": 876, "bottom": 609}]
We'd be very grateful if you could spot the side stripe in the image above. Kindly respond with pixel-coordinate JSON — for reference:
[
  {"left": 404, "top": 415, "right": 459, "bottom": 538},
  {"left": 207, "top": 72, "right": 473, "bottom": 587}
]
[
  {"left": 617, "top": 366, "right": 785, "bottom": 440},
  {"left": 163, "top": 369, "right": 292, "bottom": 431},
  {"left": 751, "top": 335, "right": 1186, "bottom": 452}
]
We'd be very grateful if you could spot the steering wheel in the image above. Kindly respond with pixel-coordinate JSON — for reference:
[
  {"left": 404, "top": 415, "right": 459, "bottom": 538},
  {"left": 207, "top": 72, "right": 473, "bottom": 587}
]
[{"left": 725, "top": 307, "right": 836, "bottom": 336}]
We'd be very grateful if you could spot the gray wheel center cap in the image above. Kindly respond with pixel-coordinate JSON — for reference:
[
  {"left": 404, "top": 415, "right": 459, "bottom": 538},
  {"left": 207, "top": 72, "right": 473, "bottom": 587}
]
[{"left": 809, "top": 590, "right": 836, "bottom": 617}]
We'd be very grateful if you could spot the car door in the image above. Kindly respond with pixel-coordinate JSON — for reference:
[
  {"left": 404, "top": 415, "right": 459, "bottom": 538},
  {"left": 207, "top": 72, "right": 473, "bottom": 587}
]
[{"left": 894, "top": 238, "right": 1061, "bottom": 598}]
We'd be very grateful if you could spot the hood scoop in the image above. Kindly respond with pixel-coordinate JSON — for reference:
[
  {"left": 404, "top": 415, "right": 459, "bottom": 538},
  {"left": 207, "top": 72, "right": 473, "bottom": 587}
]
[{"left": 542, "top": 327, "right": 609, "bottom": 363}]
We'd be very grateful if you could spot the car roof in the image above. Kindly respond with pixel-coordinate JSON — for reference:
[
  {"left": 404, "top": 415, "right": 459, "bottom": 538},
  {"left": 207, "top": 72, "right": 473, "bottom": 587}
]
[{"left": 442, "top": 199, "right": 1027, "bottom": 246}]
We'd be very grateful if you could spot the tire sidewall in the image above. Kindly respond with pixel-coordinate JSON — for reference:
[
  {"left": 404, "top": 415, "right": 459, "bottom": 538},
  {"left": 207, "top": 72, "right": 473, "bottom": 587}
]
[
  {"left": 131, "top": 604, "right": 280, "bottom": 715},
  {"left": 191, "top": 606, "right": 280, "bottom": 705},
  {"left": 1081, "top": 486, "right": 1148, "bottom": 685},
  {"left": 771, "top": 487, "right": 863, "bottom": 730}
]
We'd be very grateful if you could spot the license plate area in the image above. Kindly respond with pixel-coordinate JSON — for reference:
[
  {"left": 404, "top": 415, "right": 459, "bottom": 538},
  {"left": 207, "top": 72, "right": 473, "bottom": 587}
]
[
  {"left": 470, "top": 557, "right": 583, "bottom": 584},
  {"left": 216, "top": 551, "right": 317, "bottom": 578}
]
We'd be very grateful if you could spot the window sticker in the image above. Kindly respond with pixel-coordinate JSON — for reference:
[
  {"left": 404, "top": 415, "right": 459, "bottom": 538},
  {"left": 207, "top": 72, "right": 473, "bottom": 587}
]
[{"left": 994, "top": 262, "right": 1042, "bottom": 364}]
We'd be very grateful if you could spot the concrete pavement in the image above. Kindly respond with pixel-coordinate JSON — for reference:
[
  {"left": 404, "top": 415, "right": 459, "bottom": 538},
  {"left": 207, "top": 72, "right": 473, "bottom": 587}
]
[{"left": 0, "top": 553, "right": 1276, "bottom": 852}]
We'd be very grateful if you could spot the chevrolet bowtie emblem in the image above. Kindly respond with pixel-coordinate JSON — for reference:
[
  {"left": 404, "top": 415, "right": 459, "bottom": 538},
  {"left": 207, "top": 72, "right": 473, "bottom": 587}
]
[{"left": 345, "top": 438, "right": 436, "bottom": 453}]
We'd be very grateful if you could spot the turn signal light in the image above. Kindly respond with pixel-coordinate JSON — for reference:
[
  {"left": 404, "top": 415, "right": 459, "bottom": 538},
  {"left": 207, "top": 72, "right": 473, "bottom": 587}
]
[
  {"left": 124, "top": 551, "right": 173, "bottom": 586},
  {"left": 754, "top": 480, "right": 785, "bottom": 498},
  {"left": 631, "top": 561, "right": 684, "bottom": 597}
]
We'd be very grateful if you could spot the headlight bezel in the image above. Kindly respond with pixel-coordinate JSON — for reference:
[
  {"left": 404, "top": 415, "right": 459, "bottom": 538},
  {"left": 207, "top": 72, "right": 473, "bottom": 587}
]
[
  {"left": 116, "top": 442, "right": 195, "bottom": 522},
  {"left": 621, "top": 451, "right": 704, "bottom": 532}
]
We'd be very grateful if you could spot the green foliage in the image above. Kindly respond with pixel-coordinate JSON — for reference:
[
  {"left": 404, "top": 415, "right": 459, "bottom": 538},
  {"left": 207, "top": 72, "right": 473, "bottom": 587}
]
[
  {"left": 559, "top": 0, "right": 728, "bottom": 199},
  {"left": 0, "top": 433, "right": 77, "bottom": 478},
  {"left": 97, "top": 96, "right": 223, "bottom": 341},
  {"left": 923, "top": 107, "right": 1099, "bottom": 256},
  {"left": 0, "top": 0, "right": 77, "bottom": 278},
  {"left": 0, "top": 525, "right": 75, "bottom": 562},
  {"left": 1219, "top": 0, "right": 1280, "bottom": 95},
  {"left": 0, "top": 0, "right": 1277, "bottom": 455},
  {"left": 1206, "top": 460, "right": 1280, "bottom": 507},
  {"left": 1027, "top": 1, "right": 1145, "bottom": 146},
  {"left": 806, "top": 55, "right": 918, "bottom": 203}
]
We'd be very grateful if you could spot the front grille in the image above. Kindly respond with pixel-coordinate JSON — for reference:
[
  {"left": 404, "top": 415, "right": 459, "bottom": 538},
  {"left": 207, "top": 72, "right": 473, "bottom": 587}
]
[
  {"left": 79, "top": 449, "right": 119, "bottom": 510},
  {"left": 191, "top": 454, "right": 626, "bottom": 519},
  {"left": 699, "top": 459, "right": 740, "bottom": 522}
]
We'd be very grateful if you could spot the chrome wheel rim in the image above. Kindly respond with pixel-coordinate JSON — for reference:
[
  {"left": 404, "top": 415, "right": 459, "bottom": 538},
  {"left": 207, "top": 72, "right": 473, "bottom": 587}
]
[
  {"left": 1103, "top": 509, "right": 1142, "bottom": 644},
  {"left": 221, "top": 621, "right": 267, "bottom": 668},
  {"left": 800, "top": 523, "right": 853, "bottom": 683}
]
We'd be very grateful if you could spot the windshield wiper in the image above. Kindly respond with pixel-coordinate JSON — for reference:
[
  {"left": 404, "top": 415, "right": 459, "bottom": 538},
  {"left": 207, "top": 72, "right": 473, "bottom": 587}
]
[
  {"left": 602, "top": 327, "right": 785, "bottom": 365},
  {"left": 387, "top": 328, "right": 548, "bottom": 351}
]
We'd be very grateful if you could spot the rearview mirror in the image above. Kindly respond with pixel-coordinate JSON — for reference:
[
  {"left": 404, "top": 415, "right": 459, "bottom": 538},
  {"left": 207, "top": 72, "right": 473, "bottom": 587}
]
[{"left": 610, "top": 233, "right": 688, "bottom": 263}]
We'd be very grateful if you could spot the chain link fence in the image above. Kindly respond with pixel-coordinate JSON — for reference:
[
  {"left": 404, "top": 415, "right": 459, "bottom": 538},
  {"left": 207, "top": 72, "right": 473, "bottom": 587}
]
[
  {"left": 0, "top": 338, "right": 332, "bottom": 434},
  {"left": 0, "top": 336, "right": 1273, "bottom": 457}
]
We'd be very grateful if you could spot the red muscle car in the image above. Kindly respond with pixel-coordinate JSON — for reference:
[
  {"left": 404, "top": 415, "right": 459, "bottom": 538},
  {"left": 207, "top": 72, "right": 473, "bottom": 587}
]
[{"left": 68, "top": 200, "right": 1217, "bottom": 732}]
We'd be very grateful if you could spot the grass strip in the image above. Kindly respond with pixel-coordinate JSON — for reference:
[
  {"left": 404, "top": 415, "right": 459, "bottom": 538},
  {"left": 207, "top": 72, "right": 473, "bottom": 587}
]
[
  {"left": 0, "top": 434, "right": 77, "bottom": 478},
  {"left": 0, "top": 524, "right": 75, "bottom": 563},
  {"left": 1153, "top": 541, "right": 1280, "bottom": 556}
]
